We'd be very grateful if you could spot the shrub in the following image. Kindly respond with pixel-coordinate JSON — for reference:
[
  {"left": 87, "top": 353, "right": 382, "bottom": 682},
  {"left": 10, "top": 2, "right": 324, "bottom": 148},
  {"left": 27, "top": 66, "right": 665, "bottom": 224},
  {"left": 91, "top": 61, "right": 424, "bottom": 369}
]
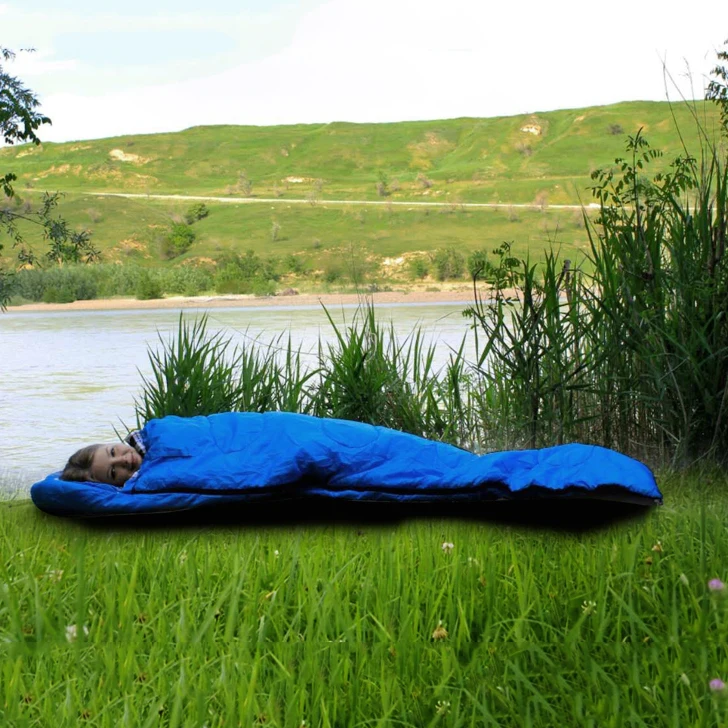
[
  {"left": 135, "top": 272, "right": 163, "bottom": 300},
  {"left": 376, "top": 171, "right": 389, "bottom": 197},
  {"left": 161, "top": 223, "right": 196, "bottom": 260},
  {"left": 236, "top": 171, "right": 252, "bottom": 196},
  {"left": 42, "top": 285, "right": 75, "bottom": 304},
  {"left": 467, "top": 248, "right": 490, "bottom": 279},
  {"left": 323, "top": 262, "right": 343, "bottom": 283},
  {"left": 432, "top": 247, "right": 465, "bottom": 281},
  {"left": 408, "top": 257, "right": 429, "bottom": 279},
  {"left": 416, "top": 172, "right": 433, "bottom": 189},
  {"left": 212, "top": 251, "right": 280, "bottom": 294},
  {"left": 214, "top": 264, "right": 249, "bottom": 294},
  {"left": 284, "top": 254, "right": 306, "bottom": 275},
  {"left": 159, "top": 266, "right": 213, "bottom": 296},
  {"left": 184, "top": 203, "right": 210, "bottom": 224},
  {"left": 608, "top": 123, "right": 624, "bottom": 135},
  {"left": 12, "top": 264, "right": 99, "bottom": 302}
]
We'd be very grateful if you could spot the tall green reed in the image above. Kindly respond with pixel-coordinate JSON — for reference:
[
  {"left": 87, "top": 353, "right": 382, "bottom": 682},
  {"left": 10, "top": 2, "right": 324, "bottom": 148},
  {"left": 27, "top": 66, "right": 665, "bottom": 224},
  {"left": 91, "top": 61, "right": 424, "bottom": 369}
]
[
  {"left": 463, "top": 242, "right": 608, "bottom": 452},
  {"left": 313, "top": 302, "right": 472, "bottom": 445},
  {"left": 131, "top": 304, "right": 477, "bottom": 449},
  {"left": 583, "top": 127, "right": 728, "bottom": 467},
  {"left": 461, "top": 116, "right": 728, "bottom": 469},
  {"left": 132, "top": 313, "right": 320, "bottom": 429}
]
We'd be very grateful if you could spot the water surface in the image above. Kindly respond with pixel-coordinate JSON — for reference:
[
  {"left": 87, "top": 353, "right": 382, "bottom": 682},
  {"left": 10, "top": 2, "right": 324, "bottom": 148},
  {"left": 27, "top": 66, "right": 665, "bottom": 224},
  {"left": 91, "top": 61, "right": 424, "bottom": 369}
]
[{"left": 0, "top": 301, "right": 483, "bottom": 496}]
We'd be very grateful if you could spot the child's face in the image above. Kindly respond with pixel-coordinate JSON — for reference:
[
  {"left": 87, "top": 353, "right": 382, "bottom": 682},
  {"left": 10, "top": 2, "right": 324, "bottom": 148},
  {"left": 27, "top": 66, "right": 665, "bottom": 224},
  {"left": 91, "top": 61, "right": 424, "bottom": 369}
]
[{"left": 89, "top": 443, "right": 142, "bottom": 486}]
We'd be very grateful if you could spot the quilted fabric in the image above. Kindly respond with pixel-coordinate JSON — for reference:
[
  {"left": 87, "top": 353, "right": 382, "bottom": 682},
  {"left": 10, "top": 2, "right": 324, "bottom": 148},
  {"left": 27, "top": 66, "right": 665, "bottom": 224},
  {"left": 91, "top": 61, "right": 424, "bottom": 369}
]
[{"left": 30, "top": 412, "right": 663, "bottom": 518}]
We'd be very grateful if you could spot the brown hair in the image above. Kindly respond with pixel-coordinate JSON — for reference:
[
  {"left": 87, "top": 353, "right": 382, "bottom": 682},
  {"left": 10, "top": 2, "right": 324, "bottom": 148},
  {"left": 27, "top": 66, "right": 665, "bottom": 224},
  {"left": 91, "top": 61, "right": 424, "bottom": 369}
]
[{"left": 60, "top": 444, "right": 102, "bottom": 482}]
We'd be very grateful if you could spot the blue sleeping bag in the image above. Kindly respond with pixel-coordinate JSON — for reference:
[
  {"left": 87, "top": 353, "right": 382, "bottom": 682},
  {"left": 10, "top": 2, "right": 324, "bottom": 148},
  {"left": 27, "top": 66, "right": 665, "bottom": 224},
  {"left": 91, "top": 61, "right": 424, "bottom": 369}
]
[{"left": 31, "top": 412, "right": 663, "bottom": 518}]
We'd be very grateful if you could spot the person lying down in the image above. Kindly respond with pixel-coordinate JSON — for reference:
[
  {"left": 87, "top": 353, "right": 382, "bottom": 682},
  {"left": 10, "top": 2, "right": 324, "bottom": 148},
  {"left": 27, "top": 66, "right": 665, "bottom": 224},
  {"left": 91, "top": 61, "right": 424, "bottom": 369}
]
[
  {"left": 62, "top": 430, "right": 146, "bottom": 487},
  {"left": 53, "top": 412, "right": 663, "bottom": 511}
]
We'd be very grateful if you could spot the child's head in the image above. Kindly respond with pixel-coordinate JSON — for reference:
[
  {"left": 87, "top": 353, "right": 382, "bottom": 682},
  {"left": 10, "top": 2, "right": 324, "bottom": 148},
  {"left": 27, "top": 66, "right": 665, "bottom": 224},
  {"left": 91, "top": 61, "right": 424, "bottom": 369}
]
[{"left": 61, "top": 442, "right": 142, "bottom": 486}]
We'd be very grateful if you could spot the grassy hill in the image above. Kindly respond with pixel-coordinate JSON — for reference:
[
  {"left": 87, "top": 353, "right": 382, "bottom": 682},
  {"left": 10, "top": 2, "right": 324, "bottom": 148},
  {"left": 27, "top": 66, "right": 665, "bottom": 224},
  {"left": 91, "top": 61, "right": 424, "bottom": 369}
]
[{"left": 0, "top": 99, "right": 722, "bottom": 287}]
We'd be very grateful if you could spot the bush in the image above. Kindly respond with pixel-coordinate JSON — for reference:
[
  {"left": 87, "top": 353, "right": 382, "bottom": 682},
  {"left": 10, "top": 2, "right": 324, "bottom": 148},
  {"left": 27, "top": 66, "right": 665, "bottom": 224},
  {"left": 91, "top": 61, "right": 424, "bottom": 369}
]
[
  {"left": 212, "top": 251, "right": 280, "bottom": 294},
  {"left": 97, "top": 264, "right": 146, "bottom": 297},
  {"left": 12, "top": 264, "right": 99, "bottom": 302},
  {"left": 135, "top": 272, "right": 163, "bottom": 300},
  {"left": 159, "top": 266, "right": 213, "bottom": 296},
  {"left": 323, "top": 262, "right": 343, "bottom": 283},
  {"left": 214, "top": 264, "right": 247, "bottom": 294},
  {"left": 467, "top": 248, "right": 490, "bottom": 279},
  {"left": 184, "top": 203, "right": 210, "bottom": 224},
  {"left": 432, "top": 247, "right": 465, "bottom": 281},
  {"left": 42, "top": 285, "right": 75, "bottom": 304},
  {"left": 161, "top": 223, "right": 196, "bottom": 260},
  {"left": 408, "top": 257, "right": 429, "bottom": 280},
  {"left": 284, "top": 254, "right": 306, "bottom": 275}
]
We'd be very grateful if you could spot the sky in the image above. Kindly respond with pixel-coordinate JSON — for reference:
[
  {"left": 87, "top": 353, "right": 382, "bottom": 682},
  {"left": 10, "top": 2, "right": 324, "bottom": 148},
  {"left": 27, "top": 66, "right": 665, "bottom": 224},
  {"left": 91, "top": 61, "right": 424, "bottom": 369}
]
[{"left": 1, "top": 0, "right": 727, "bottom": 144}]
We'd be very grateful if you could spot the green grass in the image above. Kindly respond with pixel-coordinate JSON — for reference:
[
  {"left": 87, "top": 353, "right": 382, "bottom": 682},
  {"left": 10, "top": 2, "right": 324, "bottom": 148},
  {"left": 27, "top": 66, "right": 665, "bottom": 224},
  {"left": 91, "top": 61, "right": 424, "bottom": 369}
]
[
  {"left": 1, "top": 101, "right": 719, "bottom": 203},
  {"left": 1, "top": 466, "right": 726, "bottom": 727},
  {"left": 3, "top": 193, "right": 598, "bottom": 277}
]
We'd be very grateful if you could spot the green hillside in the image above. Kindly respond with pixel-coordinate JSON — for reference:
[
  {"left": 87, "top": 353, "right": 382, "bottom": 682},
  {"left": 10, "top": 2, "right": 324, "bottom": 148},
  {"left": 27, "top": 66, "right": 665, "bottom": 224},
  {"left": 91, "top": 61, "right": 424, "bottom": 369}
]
[
  {"left": 2, "top": 100, "right": 719, "bottom": 202},
  {"left": 0, "top": 100, "right": 722, "bottom": 288}
]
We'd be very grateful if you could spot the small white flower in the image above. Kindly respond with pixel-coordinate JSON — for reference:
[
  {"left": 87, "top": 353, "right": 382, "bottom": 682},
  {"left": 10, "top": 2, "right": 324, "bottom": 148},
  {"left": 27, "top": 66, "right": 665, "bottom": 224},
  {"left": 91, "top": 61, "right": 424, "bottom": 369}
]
[
  {"left": 581, "top": 600, "right": 597, "bottom": 615},
  {"left": 467, "top": 557, "right": 479, "bottom": 566},
  {"left": 680, "top": 673, "right": 691, "bottom": 686},
  {"left": 65, "top": 624, "right": 89, "bottom": 642},
  {"left": 435, "top": 700, "right": 451, "bottom": 715},
  {"left": 441, "top": 542, "right": 454, "bottom": 553},
  {"left": 679, "top": 573, "right": 689, "bottom": 587},
  {"left": 178, "top": 550, "right": 188, "bottom": 565},
  {"left": 274, "top": 550, "right": 279, "bottom": 557}
]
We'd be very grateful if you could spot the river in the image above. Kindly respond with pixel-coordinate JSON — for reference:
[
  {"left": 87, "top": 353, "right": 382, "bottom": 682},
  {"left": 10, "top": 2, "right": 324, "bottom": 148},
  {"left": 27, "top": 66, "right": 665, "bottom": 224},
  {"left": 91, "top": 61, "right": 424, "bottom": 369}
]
[{"left": 0, "top": 301, "right": 488, "bottom": 497}]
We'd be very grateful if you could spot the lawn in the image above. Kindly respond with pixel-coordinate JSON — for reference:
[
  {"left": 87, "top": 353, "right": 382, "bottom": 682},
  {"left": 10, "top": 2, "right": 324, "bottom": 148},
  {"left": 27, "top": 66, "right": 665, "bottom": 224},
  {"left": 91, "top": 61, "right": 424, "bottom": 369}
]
[{"left": 1, "top": 465, "right": 725, "bottom": 727}]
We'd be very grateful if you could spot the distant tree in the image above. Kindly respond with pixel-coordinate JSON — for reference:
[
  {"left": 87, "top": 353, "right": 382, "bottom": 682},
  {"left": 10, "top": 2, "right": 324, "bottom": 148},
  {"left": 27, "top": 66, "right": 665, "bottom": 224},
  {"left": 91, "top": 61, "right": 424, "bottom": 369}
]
[
  {"left": 431, "top": 247, "right": 464, "bottom": 281},
  {"left": 416, "top": 172, "right": 433, "bottom": 189},
  {"left": 707, "top": 37, "right": 728, "bottom": 133},
  {"left": 467, "top": 248, "right": 490, "bottom": 280},
  {"left": 0, "top": 46, "right": 99, "bottom": 310},
  {"left": 376, "top": 170, "right": 390, "bottom": 197},
  {"left": 236, "top": 170, "right": 252, "bottom": 196}
]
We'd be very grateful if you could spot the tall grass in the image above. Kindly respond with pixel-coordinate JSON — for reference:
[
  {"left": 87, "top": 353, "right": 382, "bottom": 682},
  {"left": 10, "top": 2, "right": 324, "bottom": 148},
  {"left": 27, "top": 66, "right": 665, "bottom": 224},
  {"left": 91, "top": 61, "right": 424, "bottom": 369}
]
[
  {"left": 459, "top": 120, "right": 728, "bottom": 470},
  {"left": 136, "top": 121, "right": 728, "bottom": 478},
  {"left": 133, "top": 307, "right": 477, "bottom": 449}
]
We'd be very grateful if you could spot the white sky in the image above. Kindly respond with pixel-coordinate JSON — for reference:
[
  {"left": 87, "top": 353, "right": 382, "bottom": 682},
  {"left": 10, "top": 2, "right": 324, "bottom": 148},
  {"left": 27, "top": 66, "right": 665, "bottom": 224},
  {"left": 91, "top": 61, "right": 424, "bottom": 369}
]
[{"left": 1, "top": 0, "right": 726, "bottom": 144}]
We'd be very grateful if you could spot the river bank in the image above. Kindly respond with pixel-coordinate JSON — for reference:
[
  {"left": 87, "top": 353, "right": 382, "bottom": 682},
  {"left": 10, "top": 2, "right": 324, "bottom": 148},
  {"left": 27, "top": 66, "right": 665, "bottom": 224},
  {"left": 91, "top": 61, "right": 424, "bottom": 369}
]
[{"left": 6, "top": 284, "right": 499, "bottom": 313}]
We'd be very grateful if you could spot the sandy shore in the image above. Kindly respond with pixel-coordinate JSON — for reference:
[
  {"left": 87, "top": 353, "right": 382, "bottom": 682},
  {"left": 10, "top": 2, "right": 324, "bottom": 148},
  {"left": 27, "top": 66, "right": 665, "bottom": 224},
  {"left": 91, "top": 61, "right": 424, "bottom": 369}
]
[{"left": 7, "top": 286, "right": 500, "bottom": 313}]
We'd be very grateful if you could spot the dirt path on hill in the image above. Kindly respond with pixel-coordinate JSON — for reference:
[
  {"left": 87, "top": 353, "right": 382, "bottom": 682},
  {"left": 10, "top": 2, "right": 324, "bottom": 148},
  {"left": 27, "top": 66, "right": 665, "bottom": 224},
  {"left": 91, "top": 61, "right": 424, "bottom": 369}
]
[{"left": 82, "top": 191, "right": 596, "bottom": 211}]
